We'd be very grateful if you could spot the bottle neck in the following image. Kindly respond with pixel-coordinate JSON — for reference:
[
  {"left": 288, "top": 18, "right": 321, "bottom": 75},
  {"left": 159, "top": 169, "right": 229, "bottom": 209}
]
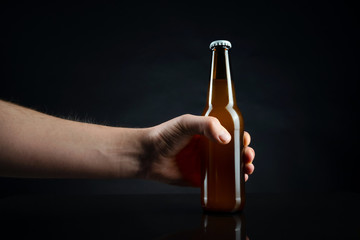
[
  {"left": 212, "top": 47, "right": 230, "bottom": 79},
  {"left": 208, "top": 47, "right": 236, "bottom": 108}
]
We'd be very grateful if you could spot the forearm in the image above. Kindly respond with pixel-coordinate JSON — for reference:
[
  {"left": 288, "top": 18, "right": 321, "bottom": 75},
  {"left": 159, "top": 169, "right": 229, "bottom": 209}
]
[{"left": 0, "top": 100, "right": 147, "bottom": 178}]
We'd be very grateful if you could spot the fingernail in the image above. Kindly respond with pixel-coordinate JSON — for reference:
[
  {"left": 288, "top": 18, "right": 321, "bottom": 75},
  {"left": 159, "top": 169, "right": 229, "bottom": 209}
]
[{"left": 219, "top": 132, "right": 231, "bottom": 143}]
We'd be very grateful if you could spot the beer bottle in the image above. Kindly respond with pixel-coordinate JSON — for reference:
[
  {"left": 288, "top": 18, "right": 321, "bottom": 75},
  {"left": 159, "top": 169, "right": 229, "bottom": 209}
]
[{"left": 201, "top": 40, "right": 245, "bottom": 212}]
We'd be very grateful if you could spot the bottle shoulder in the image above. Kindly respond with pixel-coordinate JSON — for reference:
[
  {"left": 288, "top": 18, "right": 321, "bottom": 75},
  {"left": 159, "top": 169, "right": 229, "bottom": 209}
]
[
  {"left": 202, "top": 105, "right": 243, "bottom": 119},
  {"left": 202, "top": 105, "right": 244, "bottom": 130}
]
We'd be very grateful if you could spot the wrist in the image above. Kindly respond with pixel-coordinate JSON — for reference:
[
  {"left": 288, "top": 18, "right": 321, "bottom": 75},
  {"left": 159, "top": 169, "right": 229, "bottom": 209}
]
[{"left": 105, "top": 127, "right": 153, "bottom": 179}]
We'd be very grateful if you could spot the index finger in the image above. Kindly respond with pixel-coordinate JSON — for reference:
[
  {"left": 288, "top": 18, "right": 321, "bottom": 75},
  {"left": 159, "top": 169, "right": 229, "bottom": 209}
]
[{"left": 244, "top": 131, "right": 251, "bottom": 146}]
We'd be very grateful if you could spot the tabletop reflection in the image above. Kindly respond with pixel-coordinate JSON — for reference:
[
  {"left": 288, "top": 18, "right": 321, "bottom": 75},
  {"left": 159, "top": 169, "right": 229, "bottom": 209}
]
[{"left": 159, "top": 212, "right": 247, "bottom": 240}]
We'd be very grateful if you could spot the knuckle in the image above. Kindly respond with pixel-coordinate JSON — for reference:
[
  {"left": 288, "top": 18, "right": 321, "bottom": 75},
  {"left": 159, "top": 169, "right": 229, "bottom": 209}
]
[
  {"left": 180, "top": 114, "right": 193, "bottom": 123},
  {"left": 203, "top": 117, "right": 220, "bottom": 137},
  {"left": 177, "top": 114, "right": 195, "bottom": 134},
  {"left": 207, "top": 117, "right": 220, "bottom": 128}
]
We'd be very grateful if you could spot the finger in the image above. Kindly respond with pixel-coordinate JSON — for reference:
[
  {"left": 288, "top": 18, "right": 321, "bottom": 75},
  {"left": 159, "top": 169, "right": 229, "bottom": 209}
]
[
  {"left": 245, "top": 173, "right": 249, "bottom": 182},
  {"left": 245, "top": 163, "right": 255, "bottom": 175},
  {"left": 244, "top": 146, "right": 255, "bottom": 164},
  {"left": 244, "top": 131, "right": 251, "bottom": 146},
  {"left": 179, "top": 114, "right": 231, "bottom": 144}
]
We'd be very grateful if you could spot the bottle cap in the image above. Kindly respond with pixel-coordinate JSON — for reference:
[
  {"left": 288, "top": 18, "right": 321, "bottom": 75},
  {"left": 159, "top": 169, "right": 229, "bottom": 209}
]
[{"left": 209, "top": 40, "right": 232, "bottom": 50}]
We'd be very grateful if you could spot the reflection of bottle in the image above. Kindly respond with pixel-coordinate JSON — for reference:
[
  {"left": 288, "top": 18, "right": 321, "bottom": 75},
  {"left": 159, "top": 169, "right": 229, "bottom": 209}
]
[
  {"left": 201, "top": 40, "right": 245, "bottom": 212},
  {"left": 156, "top": 213, "right": 246, "bottom": 240},
  {"left": 201, "top": 213, "right": 246, "bottom": 240}
]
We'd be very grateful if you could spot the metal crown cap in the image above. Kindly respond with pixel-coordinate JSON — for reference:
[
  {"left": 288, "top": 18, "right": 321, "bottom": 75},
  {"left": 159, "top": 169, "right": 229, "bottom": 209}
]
[{"left": 209, "top": 40, "right": 232, "bottom": 50}]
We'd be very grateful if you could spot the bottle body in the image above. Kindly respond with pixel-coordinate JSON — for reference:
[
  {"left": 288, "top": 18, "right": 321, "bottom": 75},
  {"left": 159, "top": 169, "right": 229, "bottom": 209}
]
[{"left": 201, "top": 41, "right": 245, "bottom": 212}]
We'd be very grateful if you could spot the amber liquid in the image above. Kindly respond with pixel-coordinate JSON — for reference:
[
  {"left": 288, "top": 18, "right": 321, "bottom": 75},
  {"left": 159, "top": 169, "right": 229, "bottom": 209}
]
[{"left": 201, "top": 47, "right": 245, "bottom": 212}]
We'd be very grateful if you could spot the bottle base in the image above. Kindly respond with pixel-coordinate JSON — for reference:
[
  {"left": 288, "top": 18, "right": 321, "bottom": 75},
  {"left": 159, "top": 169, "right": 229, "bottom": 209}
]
[{"left": 202, "top": 206, "right": 244, "bottom": 213}]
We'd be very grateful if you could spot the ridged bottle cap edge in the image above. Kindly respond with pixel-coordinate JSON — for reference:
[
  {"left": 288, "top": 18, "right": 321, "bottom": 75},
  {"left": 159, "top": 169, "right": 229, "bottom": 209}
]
[{"left": 209, "top": 40, "right": 232, "bottom": 49}]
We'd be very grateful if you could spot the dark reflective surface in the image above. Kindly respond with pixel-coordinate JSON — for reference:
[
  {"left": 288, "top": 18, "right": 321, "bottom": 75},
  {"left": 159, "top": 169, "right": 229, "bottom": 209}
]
[
  {"left": 0, "top": 193, "right": 359, "bottom": 239},
  {"left": 159, "top": 213, "right": 246, "bottom": 240}
]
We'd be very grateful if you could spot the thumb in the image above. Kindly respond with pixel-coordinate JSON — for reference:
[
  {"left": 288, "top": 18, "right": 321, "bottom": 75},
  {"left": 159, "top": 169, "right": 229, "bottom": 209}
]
[{"left": 178, "top": 114, "right": 231, "bottom": 144}]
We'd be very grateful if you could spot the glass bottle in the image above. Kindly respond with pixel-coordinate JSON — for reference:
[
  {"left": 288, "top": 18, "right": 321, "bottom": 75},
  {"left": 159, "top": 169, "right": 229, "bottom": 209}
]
[{"left": 201, "top": 40, "right": 245, "bottom": 212}]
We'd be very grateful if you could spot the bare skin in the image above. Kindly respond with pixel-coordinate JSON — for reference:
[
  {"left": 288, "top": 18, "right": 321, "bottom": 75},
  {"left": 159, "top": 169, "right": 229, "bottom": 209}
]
[{"left": 0, "top": 100, "right": 255, "bottom": 186}]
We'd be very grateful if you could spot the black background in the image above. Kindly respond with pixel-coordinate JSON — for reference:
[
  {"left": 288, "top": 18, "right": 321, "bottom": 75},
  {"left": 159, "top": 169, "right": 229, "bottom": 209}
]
[{"left": 0, "top": 1, "right": 358, "bottom": 195}]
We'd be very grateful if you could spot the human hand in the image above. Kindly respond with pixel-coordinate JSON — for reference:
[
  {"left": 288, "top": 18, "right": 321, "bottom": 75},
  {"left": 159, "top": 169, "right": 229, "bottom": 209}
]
[
  {"left": 0, "top": 101, "right": 255, "bottom": 182},
  {"left": 144, "top": 114, "right": 255, "bottom": 186}
]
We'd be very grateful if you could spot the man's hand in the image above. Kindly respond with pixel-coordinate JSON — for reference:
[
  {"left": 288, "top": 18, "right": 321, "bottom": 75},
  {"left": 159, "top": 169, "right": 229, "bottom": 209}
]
[{"left": 142, "top": 114, "right": 255, "bottom": 186}]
